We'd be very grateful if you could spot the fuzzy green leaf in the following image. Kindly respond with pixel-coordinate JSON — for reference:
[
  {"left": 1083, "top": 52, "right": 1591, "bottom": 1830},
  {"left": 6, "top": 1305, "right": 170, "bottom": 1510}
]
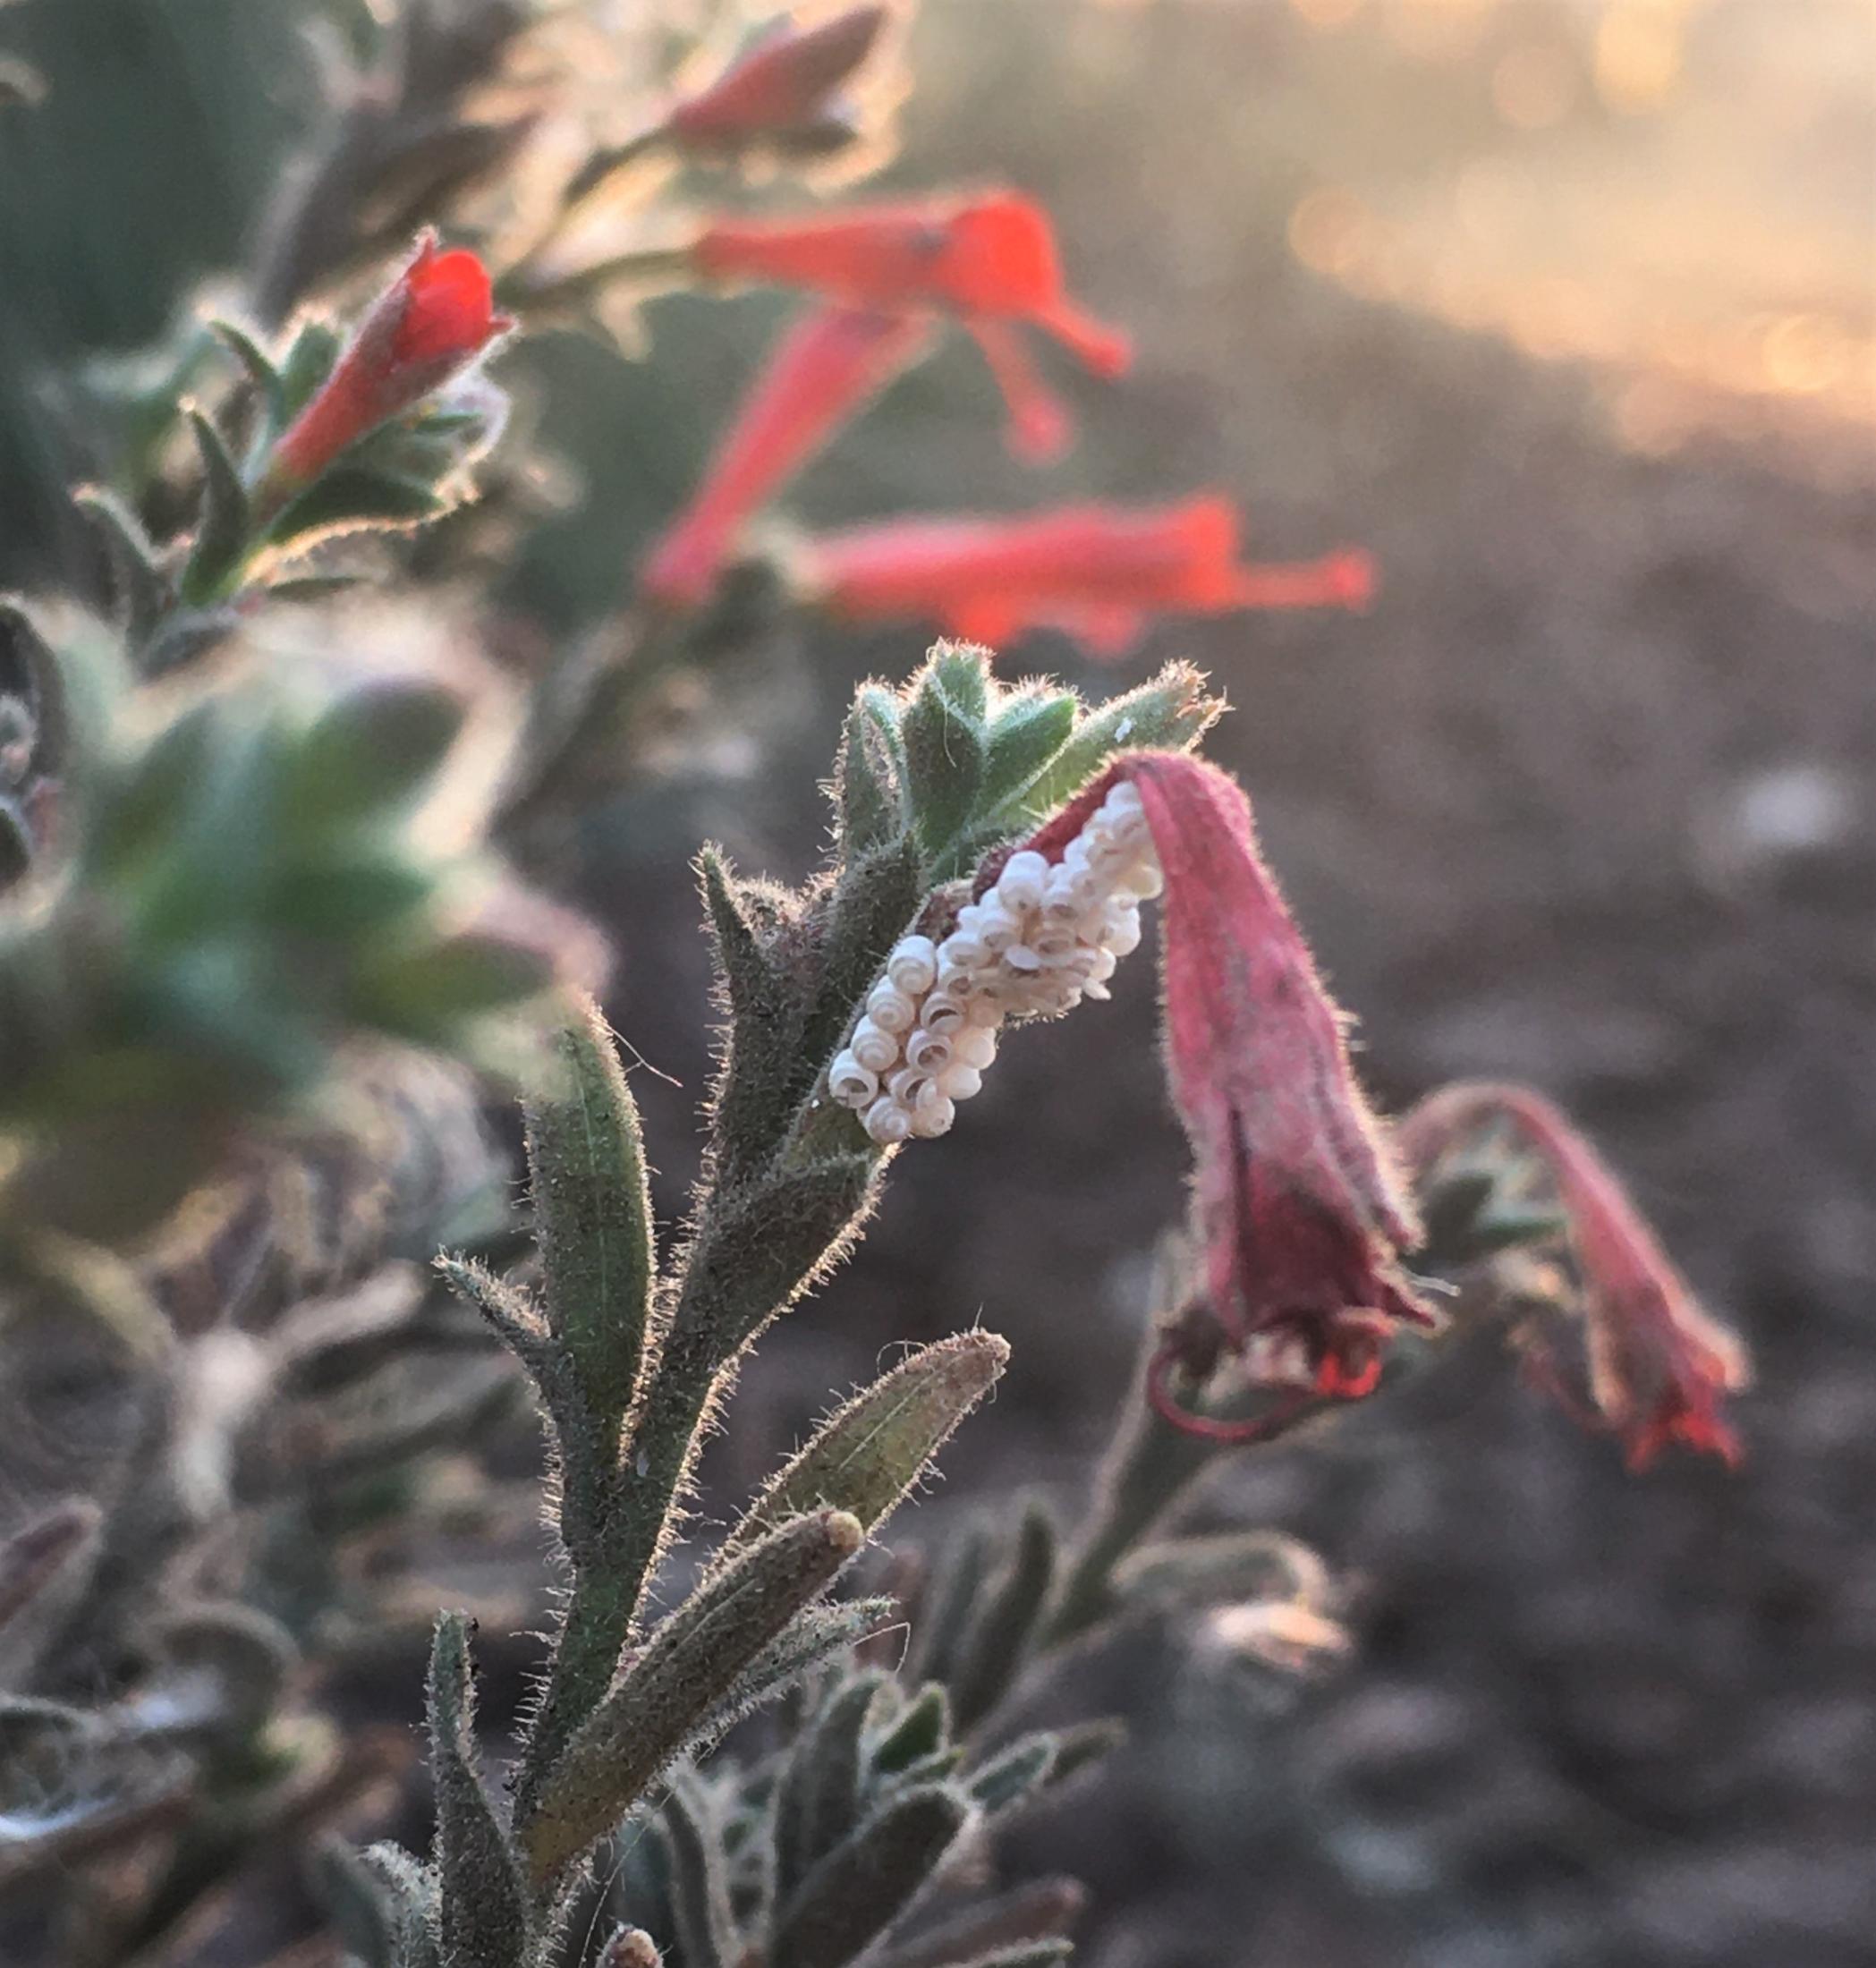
[
  {"left": 520, "top": 1510, "right": 864, "bottom": 1887},
  {"left": 657, "top": 1775, "right": 736, "bottom": 1968},
  {"left": 771, "top": 1786, "right": 971, "bottom": 1968},
  {"left": 900, "top": 659, "right": 987, "bottom": 873},
  {"left": 835, "top": 695, "right": 904, "bottom": 855},
  {"left": 282, "top": 676, "right": 465, "bottom": 835},
  {"left": 179, "top": 409, "right": 252, "bottom": 605},
  {"left": 1013, "top": 663, "right": 1220, "bottom": 821},
  {"left": 966, "top": 1733, "right": 1056, "bottom": 1817},
  {"left": 775, "top": 1672, "right": 887, "bottom": 1903},
  {"left": 904, "top": 1522, "right": 995, "bottom": 1690},
  {"left": 428, "top": 1611, "right": 531, "bottom": 1968},
  {"left": 675, "top": 1152, "right": 879, "bottom": 1370},
  {"left": 696, "top": 1599, "right": 899, "bottom": 1754},
  {"left": 980, "top": 691, "right": 1076, "bottom": 810},
  {"left": 74, "top": 488, "right": 168, "bottom": 647},
  {"left": 723, "top": 1333, "right": 1009, "bottom": 1559},
  {"left": 948, "top": 1501, "right": 1057, "bottom": 1733},
  {"left": 311, "top": 1840, "right": 406, "bottom": 1968},
  {"left": 266, "top": 467, "right": 452, "bottom": 547},
  {"left": 522, "top": 1000, "right": 656, "bottom": 1456},
  {"left": 871, "top": 1684, "right": 949, "bottom": 1779}
]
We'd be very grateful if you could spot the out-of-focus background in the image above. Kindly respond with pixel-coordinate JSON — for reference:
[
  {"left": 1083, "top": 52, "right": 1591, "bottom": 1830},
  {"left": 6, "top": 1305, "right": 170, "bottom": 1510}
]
[{"left": 3, "top": 1, "right": 1873, "bottom": 1963}]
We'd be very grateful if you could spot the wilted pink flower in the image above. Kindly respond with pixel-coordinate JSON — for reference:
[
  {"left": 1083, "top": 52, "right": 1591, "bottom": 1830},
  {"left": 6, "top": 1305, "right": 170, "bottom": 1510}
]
[
  {"left": 1398, "top": 1082, "right": 1750, "bottom": 1469},
  {"left": 270, "top": 235, "right": 510, "bottom": 492},
  {"left": 801, "top": 495, "right": 1375, "bottom": 656},
  {"left": 662, "top": 6, "right": 892, "bottom": 158},
  {"left": 1023, "top": 752, "right": 1432, "bottom": 1438},
  {"left": 640, "top": 304, "right": 932, "bottom": 608},
  {"left": 690, "top": 191, "right": 1130, "bottom": 460}
]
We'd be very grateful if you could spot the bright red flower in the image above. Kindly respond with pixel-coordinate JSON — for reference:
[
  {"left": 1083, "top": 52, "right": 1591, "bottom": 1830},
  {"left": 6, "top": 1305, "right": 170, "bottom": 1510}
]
[
  {"left": 641, "top": 304, "right": 932, "bottom": 609},
  {"left": 664, "top": 5, "right": 891, "bottom": 157},
  {"left": 1398, "top": 1082, "right": 1750, "bottom": 1470},
  {"left": 1022, "top": 752, "right": 1432, "bottom": 1439},
  {"left": 802, "top": 495, "right": 1375, "bottom": 656},
  {"left": 270, "top": 234, "right": 510, "bottom": 490},
  {"left": 690, "top": 192, "right": 1131, "bottom": 460}
]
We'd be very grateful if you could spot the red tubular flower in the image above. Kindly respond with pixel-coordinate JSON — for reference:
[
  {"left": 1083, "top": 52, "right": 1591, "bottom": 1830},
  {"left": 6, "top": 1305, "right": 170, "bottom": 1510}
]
[
  {"left": 641, "top": 304, "right": 933, "bottom": 608},
  {"left": 270, "top": 235, "right": 510, "bottom": 491},
  {"left": 802, "top": 495, "right": 1375, "bottom": 656},
  {"left": 691, "top": 192, "right": 1131, "bottom": 460},
  {"left": 1398, "top": 1083, "right": 1750, "bottom": 1470},
  {"left": 1022, "top": 752, "right": 1432, "bottom": 1438},
  {"left": 664, "top": 5, "right": 891, "bottom": 157}
]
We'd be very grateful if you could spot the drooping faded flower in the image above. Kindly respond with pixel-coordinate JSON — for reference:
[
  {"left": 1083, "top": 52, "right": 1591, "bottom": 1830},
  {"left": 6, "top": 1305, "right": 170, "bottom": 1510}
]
[
  {"left": 661, "top": 5, "right": 893, "bottom": 160},
  {"left": 269, "top": 235, "right": 511, "bottom": 492},
  {"left": 640, "top": 304, "right": 933, "bottom": 608},
  {"left": 689, "top": 191, "right": 1131, "bottom": 459},
  {"left": 826, "top": 748, "right": 1431, "bottom": 1435},
  {"left": 799, "top": 495, "right": 1375, "bottom": 656},
  {"left": 1397, "top": 1082, "right": 1750, "bottom": 1469}
]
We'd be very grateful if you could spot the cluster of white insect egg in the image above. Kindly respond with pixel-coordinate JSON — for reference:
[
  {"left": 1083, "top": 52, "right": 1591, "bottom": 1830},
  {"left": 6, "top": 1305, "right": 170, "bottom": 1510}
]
[{"left": 827, "top": 779, "right": 1164, "bottom": 1145}]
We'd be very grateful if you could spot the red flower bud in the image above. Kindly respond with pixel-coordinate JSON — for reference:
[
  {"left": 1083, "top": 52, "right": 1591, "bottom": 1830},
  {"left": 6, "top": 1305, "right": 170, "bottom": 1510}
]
[
  {"left": 1023, "top": 753, "right": 1431, "bottom": 1439},
  {"left": 691, "top": 191, "right": 1129, "bottom": 460},
  {"left": 1398, "top": 1082, "right": 1750, "bottom": 1469},
  {"left": 802, "top": 495, "right": 1375, "bottom": 655},
  {"left": 641, "top": 304, "right": 933, "bottom": 609},
  {"left": 664, "top": 5, "right": 892, "bottom": 156},
  {"left": 270, "top": 235, "right": 511, "bottom": 491}
]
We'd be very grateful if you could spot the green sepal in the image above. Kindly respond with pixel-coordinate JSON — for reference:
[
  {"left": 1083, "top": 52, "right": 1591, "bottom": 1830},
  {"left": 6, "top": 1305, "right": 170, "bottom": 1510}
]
[
  {"left": 427, "top": 1611, "right": 531, "bottom": 1968},
  {"left": 277, "top": 318, "right": 342, "bottom": 424},
  {"left": 966, "top": 1732, "right": 1057, "bottom": 1817},
  {"left": 210, "top": 318, "right": 287, "bottom": 436}
]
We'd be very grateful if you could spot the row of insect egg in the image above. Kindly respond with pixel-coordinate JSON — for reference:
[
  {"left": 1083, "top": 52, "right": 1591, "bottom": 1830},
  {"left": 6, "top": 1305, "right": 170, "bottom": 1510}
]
[{"left": 828, "top": 781, "right": 1162, "bottom": 1143}]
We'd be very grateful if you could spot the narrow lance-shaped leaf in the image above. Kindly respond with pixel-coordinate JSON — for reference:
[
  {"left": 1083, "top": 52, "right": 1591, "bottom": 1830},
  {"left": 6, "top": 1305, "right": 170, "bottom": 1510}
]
[
  {"left": 692, "top": 1599, "right": 900, "bottom": 1755},
  {"left": 522, "top": 997, "right": 656, "bottom": 1446},
  {"left": 771, "top": 1786, "right": 972, "bottom": 1968},
  {"left": 520, "top": 1510, "right": 864, "bottom": 1887},
  {"left": 948, "top": 1500, "right": 1057, "bottom": 1733},
  {"left": 1013, "top": 661, "right": 1220, "bottom": 822},
  {"left": 980, "top": 689, "right": 1076, "bottom": 810},
  {"left": 427, "top": 1612, "right": 531, "bottom": 1968},
  {"left": 871, "top": 1684, "right": 949, "bottom": 1777},
  {"left": 721, "top": 1332, "right": 1009, "bottom": 1559},
  {"left": 179, "top": 408, "right": 253, "bottom": 605},
  {"left": 774, "top": 1672, "right": 887, "bottom": 1903},
  {"left": 657, "top": 1775, "right": 737, "bottom": 1968}
]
